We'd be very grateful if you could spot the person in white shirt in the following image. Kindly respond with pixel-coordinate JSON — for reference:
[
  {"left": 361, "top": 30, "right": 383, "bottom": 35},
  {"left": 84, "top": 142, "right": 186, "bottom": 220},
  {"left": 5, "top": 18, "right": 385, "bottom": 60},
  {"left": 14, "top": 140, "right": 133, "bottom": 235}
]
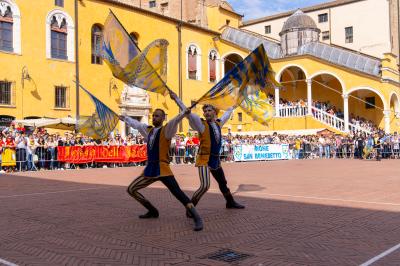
[{"left": 15, "top": 132, "right": 28, "bottom": 171}]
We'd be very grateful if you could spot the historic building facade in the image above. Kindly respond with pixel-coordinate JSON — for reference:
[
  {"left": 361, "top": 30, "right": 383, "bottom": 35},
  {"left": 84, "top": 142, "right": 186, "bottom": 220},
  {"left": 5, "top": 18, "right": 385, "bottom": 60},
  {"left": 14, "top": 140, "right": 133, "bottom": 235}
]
[
  {"left": 0, "top": 0, "right": 399, "bottom": 135},
  {"left": 241, "top": 0, "right": 399, "bottom": 61}
]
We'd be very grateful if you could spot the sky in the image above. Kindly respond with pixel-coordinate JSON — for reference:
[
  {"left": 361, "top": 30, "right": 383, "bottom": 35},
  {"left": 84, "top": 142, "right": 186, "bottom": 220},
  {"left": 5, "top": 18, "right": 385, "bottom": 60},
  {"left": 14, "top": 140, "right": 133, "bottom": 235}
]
[{"left": 228, "top": 0, "right": 331, "bottom": 21}]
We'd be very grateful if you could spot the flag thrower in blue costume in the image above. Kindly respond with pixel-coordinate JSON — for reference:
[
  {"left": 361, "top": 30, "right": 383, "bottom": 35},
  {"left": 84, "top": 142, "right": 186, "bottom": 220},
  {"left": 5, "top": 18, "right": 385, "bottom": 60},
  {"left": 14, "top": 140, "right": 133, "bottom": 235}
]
[
  {"left": 120, "top": 93, "right": 203, "bottom": 231},
  {"left": 191, "top": 44, "right": 279, "bottom": 125},
  {"left": 102, "top": 10, "right": 170, "bottom": 96},
  {"left": 175, "top": 45, "right": 280, "bottom": 213}
]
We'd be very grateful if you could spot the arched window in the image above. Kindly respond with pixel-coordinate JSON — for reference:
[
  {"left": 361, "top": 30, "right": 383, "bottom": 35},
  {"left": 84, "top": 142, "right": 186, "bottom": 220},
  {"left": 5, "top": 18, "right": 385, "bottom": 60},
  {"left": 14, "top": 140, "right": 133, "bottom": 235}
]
[
  {"left": 0, "top": 5, "right": 13, "bottom": 52},
  {"left": 208, "top": 50, "right": 218, "bottom": 82},
  {"left": 0, "top": 0, "right": 21, "bottom": 54},
  {"left": 50, "top": 16, "right": 67, "bottom": 59},
  {"left": 91, "top": 24, "right": 103, "bottom": 64},
  {"left": 187, "top": 44, "right": 201, "bottom": 80},
  {"left": 46, "top": 10, "right": 74, "bottom": 61}
]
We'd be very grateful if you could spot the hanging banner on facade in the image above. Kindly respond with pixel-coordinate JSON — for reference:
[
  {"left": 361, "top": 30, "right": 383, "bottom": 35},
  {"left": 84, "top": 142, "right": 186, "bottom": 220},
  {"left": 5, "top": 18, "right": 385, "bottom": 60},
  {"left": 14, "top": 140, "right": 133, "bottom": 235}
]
[
  {"left": 57, "top": 145, "right": 147, "bottom": 164},
  {"left": 233, "top": 144, "right": 290, "bottom": 161}
]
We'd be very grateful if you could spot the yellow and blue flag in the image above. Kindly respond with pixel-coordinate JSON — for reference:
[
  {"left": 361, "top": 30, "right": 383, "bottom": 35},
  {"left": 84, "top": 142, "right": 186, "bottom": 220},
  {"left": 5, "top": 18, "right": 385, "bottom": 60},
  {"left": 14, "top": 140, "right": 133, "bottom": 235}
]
[
  {"left": 194, "top": 44, "right": 279, "bottom": 125},
  {"left": 102, "top": 11, "right": 169, "bottom": 95},
  {"left": 77, "top": 83, "right": 119, "bottom": 139},
  {"left": 240, "top": 87, "right": 274, "bottom": 125}
]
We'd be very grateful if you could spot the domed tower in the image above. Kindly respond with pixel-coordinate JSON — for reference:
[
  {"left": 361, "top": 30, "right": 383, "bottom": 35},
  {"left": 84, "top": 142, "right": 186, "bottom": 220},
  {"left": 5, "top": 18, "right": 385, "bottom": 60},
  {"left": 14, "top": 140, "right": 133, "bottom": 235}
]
[{"left": 280, "top": 10, "right": 320, "bottom": 56}]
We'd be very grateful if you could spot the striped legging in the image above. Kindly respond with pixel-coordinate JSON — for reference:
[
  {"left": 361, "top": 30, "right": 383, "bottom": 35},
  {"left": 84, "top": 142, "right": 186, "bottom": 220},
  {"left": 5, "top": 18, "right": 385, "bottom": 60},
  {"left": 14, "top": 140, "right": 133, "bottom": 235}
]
[
  {"left": 127, "top": 174, "right": 191, "bottom": 208},
  {"left": 191, "top": 166, "right": 231, "bottom": 206}
]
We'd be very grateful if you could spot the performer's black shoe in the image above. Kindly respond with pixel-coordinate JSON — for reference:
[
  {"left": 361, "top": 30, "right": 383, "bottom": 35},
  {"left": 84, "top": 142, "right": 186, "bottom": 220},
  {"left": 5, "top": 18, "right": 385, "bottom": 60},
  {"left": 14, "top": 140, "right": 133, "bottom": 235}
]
[
  {"left": 224, "top": 192, "right": 245, "bottom": 209},
  {"left": 186, "top": 204, "right": 203, "bottom": 231},
  {"left": 139, "top": 210, "right": 159, "bottom": 219},
  {"left": 139, "top": 202, "right": 159, "bottom": 218},
  {"left": 226, "top": 201, "right": 245, "bottom": 209}
]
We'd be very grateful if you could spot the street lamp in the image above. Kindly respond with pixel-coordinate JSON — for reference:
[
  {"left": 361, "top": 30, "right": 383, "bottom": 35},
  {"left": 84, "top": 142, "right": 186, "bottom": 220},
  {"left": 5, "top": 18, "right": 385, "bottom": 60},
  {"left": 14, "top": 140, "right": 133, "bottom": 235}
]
[
  {"left": 21, "top": 66, "right": 32, "bottom": 119},
  {"left": 21, "top": 66, "right": 31, "bottom": 89}
]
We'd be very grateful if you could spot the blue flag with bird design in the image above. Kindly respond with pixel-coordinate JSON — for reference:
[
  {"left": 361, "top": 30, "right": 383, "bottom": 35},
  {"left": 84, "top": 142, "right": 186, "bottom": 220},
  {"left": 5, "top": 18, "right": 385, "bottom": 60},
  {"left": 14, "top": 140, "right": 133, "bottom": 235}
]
[
  {"left": 194, "top": 44, "right": 279, "bottom": 125},
  {"left": 76, "top": 83, "right": 119, "bottom": 139}
]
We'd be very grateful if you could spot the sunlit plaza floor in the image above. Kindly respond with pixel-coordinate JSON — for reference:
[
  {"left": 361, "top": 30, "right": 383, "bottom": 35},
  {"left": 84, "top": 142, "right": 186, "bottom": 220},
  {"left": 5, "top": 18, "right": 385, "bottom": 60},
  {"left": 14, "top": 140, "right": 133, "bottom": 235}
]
[{"left": 1, "top": 159, "right": 399, "bottom": 265}]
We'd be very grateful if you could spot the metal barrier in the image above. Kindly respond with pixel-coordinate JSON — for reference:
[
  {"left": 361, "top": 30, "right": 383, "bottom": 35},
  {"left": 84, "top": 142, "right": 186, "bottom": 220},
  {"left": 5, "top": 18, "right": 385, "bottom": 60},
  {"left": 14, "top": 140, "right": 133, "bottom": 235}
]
[
  {"left": 2, "top": 143, "right": 399, "bottom": 172},
  {"left": 170, "top": 144, "right": 234, "bottom": 164},
  {"left": 289, "top": 143, "right": 400, "bottom": 160}
]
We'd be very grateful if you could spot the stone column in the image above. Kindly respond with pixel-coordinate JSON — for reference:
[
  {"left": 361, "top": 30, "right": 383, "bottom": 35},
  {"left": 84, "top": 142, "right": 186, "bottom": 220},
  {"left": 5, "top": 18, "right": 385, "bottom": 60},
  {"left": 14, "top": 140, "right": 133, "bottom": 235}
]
[
  {"left": 343, "top": 94, "right": 349, "bottom": 132},
  {"left": 306, "top": 79, "right": 312, "bottom": 115},
  {"left": 274, "top": 86, "right": 280, "bottom": 117},
  {"left": 120, "top": 120, "right": 126, "bottom": 139},
  {"left": 221, "top": 58, "right": 225, "bottom": 78},
  {"left": 384, "top": 110, "right": 391, "bottom": 133}
]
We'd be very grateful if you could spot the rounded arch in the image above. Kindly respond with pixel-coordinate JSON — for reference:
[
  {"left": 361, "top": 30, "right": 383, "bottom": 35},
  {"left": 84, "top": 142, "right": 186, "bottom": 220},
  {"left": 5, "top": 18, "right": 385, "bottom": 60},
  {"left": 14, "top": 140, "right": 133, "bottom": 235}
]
[
  {"left": 346, "top": 86, "right": 388, "bottom": 110},
  {"left": 92, "top": 23, "right": 103, "bottom": 30},
  {"left": 0, "top": 0, "right": 21, "bottom": 54},
  {"left": 208, "top": 48, "right": 219, "bottom": 58},
  {"left": 186, "top": 43, "right": 202, "bottom": 80},
  {"left": 45, "top": 9, "right": 75, "bottom": 61},
  {"left": 276, "top": 65, "right": 309, "bottom": 105},
  {"left": 91, "top": 24, "right": 103, "bottom": 64},
  {"left": 0, "top": 0, "right": 20, "bottom": 16},
  {"left": 221, "top": 52, "right": 244, "bottom": 77},
  {"left": 208, "top": 48, "right": 220, "bottom": 82},
  {"left": 46, "top": 9, "right": 74, "bottom": 29},
  {"left": 275, "top": 64, "right": 309, "bottom": 82},
  {"left": 186, "top": 42, "right": 202, "bottom": 56},
  {"left": 220, "top": 51, "right": 246, "bottom": 60},
  {"left": 390, "top": 91, "right": 400, "bottom": 115},
  {"left": 309, "top": 71, "right": 346, "bottom": 93}
]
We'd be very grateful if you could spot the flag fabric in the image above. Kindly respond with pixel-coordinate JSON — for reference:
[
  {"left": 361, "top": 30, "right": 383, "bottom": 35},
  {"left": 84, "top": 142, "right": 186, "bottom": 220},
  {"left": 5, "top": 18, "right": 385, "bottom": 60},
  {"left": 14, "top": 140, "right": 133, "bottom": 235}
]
[
  {"left": 77, "top": 84, "right": 119, "bottom": 139},
  {"left": 194, "top": 44, "right": 279, "bottom": 125},
  {"left": 102, "top": 11, "right": 169, "bottom": 95},
  {"left": 239, "top": 87, "right": 274, "bottom": 125}
]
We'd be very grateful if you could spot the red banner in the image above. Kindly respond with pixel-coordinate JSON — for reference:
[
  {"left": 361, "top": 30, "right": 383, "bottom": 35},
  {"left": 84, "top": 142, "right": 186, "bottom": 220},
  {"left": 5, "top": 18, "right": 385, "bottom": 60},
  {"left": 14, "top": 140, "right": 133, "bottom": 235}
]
[{"left": 57, "top": 145, "right": 147, "bottom": 164}]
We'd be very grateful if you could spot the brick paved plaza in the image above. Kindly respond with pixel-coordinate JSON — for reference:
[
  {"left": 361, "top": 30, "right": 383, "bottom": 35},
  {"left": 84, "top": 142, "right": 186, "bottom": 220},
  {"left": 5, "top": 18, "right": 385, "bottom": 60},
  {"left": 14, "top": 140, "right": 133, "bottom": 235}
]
[{"left": 0, "top": 160, "right": 399, "bottom": 266}]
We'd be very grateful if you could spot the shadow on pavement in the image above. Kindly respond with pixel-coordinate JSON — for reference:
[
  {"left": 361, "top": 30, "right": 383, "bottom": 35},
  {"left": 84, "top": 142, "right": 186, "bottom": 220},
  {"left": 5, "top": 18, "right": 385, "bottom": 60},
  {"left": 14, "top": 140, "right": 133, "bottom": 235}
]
[{"left": 0, "top": 174, "right": 399, "bottom": 266}]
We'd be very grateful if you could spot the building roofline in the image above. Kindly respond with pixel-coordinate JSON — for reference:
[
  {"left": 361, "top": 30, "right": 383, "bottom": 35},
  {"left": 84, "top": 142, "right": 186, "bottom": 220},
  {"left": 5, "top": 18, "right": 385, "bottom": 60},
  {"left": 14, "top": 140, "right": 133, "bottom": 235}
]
[
  {"left": 273, "top": 54, "right": 381, "bottom": 80},
  {"left": 238, "top": 28, "right": 280, "bottom": 44},
  {"left": 218, "top": 6, "right": 244, "bottom": 18},
  {"left": 102, "top": 0, "right": 221, "bottom": 35},
  {"left": 241, "top": 0, "right": 365, "bottom": 27},
  {"left": 329, "top": 43, "right": 381, "bottom": 61},
  {"left": 218, "top": 38, "right": 250, "bottom": 54}
]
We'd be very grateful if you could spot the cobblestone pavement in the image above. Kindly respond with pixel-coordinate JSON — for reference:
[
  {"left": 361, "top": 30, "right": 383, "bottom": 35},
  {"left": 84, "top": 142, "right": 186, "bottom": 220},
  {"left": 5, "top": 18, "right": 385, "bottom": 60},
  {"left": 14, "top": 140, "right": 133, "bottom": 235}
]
[{"left": 0, "top": 159, "right": 399, "bottom": 266}]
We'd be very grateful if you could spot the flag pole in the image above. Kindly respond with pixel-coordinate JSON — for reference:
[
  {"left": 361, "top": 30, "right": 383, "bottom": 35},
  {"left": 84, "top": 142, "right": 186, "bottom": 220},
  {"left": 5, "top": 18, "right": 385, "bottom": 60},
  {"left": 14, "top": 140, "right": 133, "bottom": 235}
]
[
  {"left": 178, "top": 0, "right": 183, "bottom": 131},
  {"left": 72, "top": 80, "right": 119, "bottom": 117},
  {"left": 74, "top": 0, "right": 80, "bottom": 132}
]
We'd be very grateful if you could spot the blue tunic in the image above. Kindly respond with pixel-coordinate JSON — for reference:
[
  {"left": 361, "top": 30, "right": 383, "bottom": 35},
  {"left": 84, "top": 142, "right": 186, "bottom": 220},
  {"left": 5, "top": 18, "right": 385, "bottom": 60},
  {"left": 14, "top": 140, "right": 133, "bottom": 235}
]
[{"left": 208, "top": 120, "right": 222, "bottom": 169}]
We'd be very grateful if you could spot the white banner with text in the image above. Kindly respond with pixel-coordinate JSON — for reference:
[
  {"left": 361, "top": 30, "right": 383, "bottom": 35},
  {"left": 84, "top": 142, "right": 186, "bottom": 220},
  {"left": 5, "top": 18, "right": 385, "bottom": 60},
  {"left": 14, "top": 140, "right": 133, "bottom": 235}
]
[{"left": 233, "top": 144, "right": 290, "bottom": 161}]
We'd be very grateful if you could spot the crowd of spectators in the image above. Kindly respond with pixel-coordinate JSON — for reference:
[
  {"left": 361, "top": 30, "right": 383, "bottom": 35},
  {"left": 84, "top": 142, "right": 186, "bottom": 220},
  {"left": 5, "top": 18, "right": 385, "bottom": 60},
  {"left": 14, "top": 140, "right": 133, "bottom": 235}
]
[
  {"left": 266, "top": 95, "right": 380, "bottom": 132},
  {"left": 225, "top": 130, "right": 400, "bottom": 160},
  {"left": 0, "top": 122, "right": 147, "bottom": 172},
  {"left": 1, "top": 118, "right": 400, "bottom": 173}
]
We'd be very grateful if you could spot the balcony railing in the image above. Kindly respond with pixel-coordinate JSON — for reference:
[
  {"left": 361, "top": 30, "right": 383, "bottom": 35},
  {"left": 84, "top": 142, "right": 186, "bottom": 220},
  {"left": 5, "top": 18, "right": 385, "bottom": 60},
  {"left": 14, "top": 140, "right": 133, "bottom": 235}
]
[
  {"left": 278, "top": 106, "right": 307, "bottom": 117},
  {"left": 276, "top": 105, "right": 371, "bottom": 134}
]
